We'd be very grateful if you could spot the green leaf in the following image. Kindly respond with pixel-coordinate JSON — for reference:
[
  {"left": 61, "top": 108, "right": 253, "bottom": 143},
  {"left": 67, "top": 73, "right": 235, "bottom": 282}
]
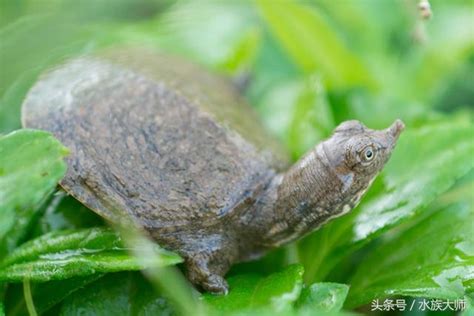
[
  {"left": 47, "top": 276, "right": 101, "bottom": 311},
  {"left": 297, "top": 283, "right": 349, "bottom": 313},
  {"left": 300, "top": 121, "right": 474, "bottom": 282},
  {"left": 0, "top": 129, "right": 68, "bottom": 225},
  {"left": 204, "top": 264, "right": 304, "bottom": 313},
  {"left": 0, "top": 129, "right": 68, "bottom": 256},
  {"left": 218, "top": 27, "right": 261, "bottom": 75},
  {"left": 60, "top": 272, "right": 176, "bottom": 316},
  {"left": 462, "top": 296, "right": 474, "bottom": 316},
  {"left": 4, "top": 275, "right": 102, "bottom": 315},
  {"left": 256, "top": 77, "right": 334, "bottom": 159},
  {"left": 141, "top": 1, "right": 258, "bottom": 70},
  {"left": 287, "top": 77, "right": 334, "bottom": 159},
  {"left": 408, "top": 6, "right": 474, "bottom": 104},
  {"left": 31, "top": 191, "right": 104, "bottom": 237},
  {"left": 118, "top": 227, "right": 201, "bottom": 316},
  {"left": 0, "top": 15, "right": 96, "bottom": 133},
  {"left": 0, "top": 69, "right": 39, "bottom": 133},
  {"left": 0, "top": 302, "right": 4, "bottom": 316},
  {"left": 346, "top": 201, "right": 473, "bottom": 307},
  {"left": 256, "top": 0, "right": 374, "bottom": 89},
  {"left": 354, "top": 122, "right": 474, "bottom": 241},
  {"left": 0, "top": 227, "right": 182, "bottom": 282}
]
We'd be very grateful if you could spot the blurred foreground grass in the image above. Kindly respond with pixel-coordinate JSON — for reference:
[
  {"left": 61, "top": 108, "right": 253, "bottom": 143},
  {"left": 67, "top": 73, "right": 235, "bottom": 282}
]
[{"left": 0, "top": 0, "right": 473, "bottom": 315}]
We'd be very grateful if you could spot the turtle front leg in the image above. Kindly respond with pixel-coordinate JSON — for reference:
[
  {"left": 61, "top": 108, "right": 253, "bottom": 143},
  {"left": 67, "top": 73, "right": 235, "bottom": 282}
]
[{"left": 184, "top": 251, "right": 232, "bottom": 295}]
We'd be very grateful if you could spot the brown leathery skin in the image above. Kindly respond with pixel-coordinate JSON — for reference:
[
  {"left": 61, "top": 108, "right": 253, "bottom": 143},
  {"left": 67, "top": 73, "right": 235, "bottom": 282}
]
[{"left": 21, "top": 49, "right": 404, "bottom": 294}]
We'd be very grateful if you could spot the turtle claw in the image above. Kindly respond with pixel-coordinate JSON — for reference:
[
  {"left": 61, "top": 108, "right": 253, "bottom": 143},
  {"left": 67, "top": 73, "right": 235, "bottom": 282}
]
[
  {"left": 185, "top": 254, "right": 230, "bottom": 295},
  {"left": 202, "top": 274, "right": 229, "bottom": 295}
]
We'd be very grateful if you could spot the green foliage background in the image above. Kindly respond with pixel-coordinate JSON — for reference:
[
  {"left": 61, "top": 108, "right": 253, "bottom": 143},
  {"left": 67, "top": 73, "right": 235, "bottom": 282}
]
[{"left": 0, "top": 0, "right": 473, "bottom": 315}]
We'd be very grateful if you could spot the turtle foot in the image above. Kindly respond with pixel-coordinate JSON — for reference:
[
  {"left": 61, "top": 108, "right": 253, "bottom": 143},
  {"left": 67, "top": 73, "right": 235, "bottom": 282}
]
[
  {"left": 201, "top": 274, "right": 229, "bottom": 295},
  {"left": 185, "top": 254, "right": 230, "bottom": 295}
]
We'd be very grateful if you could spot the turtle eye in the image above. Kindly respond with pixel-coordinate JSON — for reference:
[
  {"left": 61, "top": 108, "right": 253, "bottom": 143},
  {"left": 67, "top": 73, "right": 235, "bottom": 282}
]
[{"left": 362, "top": 146, "right": 375, "bottom": 162}]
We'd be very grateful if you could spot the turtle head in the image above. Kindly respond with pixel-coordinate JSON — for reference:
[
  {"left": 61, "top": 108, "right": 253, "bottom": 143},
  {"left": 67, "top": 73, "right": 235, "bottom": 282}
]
[
  {"left": 264, "top": 119, "right": 404, "bottom": 247},
  {"left": 322, "top": 119, "right": 405, "bottom": 195}
]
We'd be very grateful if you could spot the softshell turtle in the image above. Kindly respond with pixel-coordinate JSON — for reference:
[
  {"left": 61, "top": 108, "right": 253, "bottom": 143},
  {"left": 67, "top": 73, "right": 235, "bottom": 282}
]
[{"left": 22, "top": 48, "right": 404, "bottom": 294}]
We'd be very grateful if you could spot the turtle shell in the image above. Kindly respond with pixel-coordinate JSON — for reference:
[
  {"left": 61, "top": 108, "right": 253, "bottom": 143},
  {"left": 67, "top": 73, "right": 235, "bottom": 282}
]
[{"left": 22, "top": 48, "right": 288, "bottom": 232}]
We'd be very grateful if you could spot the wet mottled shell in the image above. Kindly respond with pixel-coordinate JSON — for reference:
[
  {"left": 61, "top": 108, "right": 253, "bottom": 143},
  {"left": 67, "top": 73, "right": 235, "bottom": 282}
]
[{"left": 22, "top": 48, "right": 288, "bottom": 231}]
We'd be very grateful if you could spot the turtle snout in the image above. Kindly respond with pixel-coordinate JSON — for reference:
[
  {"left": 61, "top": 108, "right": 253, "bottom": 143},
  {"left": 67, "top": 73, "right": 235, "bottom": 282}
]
[
  {"left": 388, "top": 119, "right": 405, "bottom": 140},
  {"left": 384, "top": 119, "right": 405, "bottom": 149}
]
